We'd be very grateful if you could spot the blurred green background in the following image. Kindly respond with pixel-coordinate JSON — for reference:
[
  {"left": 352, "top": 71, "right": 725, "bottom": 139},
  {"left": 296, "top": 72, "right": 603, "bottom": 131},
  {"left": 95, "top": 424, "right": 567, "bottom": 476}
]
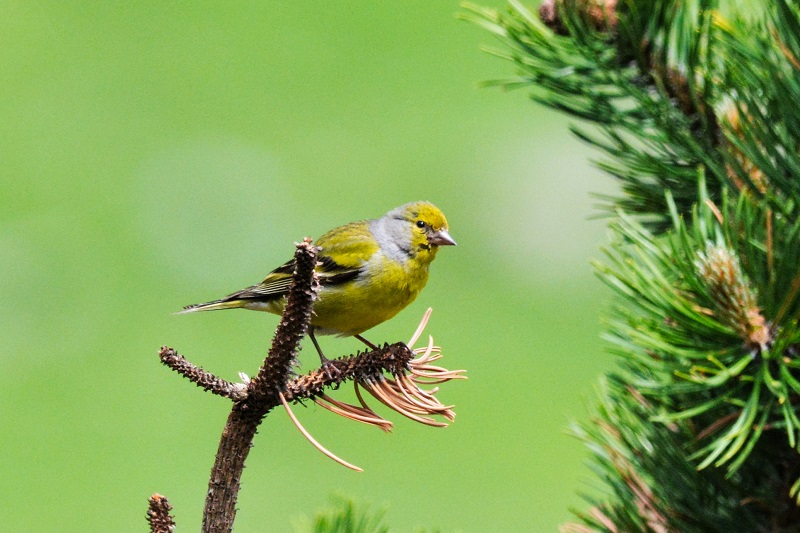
[{"left": 1, "top": 2, "right": 616, "bottom": 531}]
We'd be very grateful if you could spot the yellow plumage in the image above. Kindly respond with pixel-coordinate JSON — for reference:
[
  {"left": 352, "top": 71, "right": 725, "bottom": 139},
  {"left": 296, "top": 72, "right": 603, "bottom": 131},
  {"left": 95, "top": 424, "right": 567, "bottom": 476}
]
[{"left": 181, "top": 201, "right": 455, "bottom": 361}]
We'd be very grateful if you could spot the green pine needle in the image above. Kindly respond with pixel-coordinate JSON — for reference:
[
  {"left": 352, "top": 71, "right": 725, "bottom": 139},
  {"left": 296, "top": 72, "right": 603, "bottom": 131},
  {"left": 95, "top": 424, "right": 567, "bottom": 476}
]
[{"left": 468, "top": 0, "right": 800, "bottom": 528}]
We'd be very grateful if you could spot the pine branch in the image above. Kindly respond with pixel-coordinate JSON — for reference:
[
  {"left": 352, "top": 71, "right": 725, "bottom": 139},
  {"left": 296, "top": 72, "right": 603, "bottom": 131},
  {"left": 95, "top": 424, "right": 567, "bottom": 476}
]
[
  {"left": 462, "top": 0, "right": 726, "bottom": 231},
  {"left": 146, "top": 494, "right": 176, "bottom": 533},
  {"left": 159, "top": 347, "right": 248, "bottom": 400},
  {"left": 151, "top": 241, "right": 464, "bottom": 531},
  {"left": 202, "top": 238, "right": 319, "bottom": 533},
  {"left": 469, "top": 0, "right": 800, "bottom": 530},
  {"left": 299, "top": 496, "right": 389, "bottom": 533}
]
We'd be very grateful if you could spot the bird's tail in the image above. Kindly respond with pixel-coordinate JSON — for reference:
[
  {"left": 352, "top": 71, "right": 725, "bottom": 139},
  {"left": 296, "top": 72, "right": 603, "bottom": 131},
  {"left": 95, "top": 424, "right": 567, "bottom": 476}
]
[{"left": 177, "top": 298, "right": 247, "bottom": 314}]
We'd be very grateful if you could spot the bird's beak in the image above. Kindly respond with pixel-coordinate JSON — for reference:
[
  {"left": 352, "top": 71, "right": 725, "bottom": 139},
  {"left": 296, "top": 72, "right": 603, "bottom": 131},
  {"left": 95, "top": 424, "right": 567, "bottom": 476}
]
[{"left": 428, "top": 228, "right": 457, "bottom": 246}]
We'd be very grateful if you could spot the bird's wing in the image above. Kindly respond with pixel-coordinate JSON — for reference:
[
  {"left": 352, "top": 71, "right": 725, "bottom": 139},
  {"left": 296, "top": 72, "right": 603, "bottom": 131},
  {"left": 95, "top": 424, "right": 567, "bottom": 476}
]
[
  {"left": 228, "top": 221, "right": 379, "bottom": 301},
  {"left": 313, "top": 220, "right": 379, "bottom": 285},
  {"left": 229, "top": 260, "right": 295, "bottom": 300},
  {"left": 180, "top": 221, "right": 382, "bottom": 313}
]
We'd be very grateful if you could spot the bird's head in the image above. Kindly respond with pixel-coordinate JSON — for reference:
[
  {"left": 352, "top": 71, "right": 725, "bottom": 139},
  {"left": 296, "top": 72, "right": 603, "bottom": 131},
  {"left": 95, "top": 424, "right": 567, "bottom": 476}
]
[
  {"left": 376, "top": 201, "right": 455, "bottom": 265},
  {"left": 408, "top": 201, "right": 456, "bottom": 248}
]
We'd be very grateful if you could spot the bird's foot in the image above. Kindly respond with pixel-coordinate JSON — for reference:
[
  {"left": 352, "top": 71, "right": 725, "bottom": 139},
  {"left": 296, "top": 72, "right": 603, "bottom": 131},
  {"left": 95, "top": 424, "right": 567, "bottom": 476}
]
[{"left": 319, "top": 355, "right": 342, "bottom": 382}]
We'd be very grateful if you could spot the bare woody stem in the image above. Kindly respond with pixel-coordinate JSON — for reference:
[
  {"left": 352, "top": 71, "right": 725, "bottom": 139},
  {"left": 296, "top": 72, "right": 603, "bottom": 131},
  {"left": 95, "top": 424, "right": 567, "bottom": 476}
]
[
  {"left": 202, "top": 238, "right": 319, "bottom": 533},
  {"left": 161, "top": 342, "right": 418, "bottom": 405},
  {"left": 159, "top": 347, "right": 248, "bottom": 401},
  {"left": 156, "top": 243, "right": 462, "bottom": 531}
]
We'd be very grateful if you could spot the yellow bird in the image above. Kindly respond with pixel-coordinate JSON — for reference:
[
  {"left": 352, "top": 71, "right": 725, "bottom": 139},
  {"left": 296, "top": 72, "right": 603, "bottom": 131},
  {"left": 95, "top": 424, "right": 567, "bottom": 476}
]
[{"left": 181, "top": 201, "right": 456, "bottom": 364}]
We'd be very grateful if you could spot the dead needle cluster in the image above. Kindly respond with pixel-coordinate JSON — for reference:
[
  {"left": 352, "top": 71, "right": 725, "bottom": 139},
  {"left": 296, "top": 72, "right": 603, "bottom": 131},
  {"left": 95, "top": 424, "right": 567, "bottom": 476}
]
[{"left": 283, "top": 309, "right": 466, "bottom": 471}]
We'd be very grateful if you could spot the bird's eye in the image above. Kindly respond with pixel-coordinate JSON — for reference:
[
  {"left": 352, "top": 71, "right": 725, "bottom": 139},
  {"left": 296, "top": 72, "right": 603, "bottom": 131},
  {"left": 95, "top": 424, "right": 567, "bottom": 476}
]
[{"left": 416, "top": 220, "right": 426, "bottom": 229}]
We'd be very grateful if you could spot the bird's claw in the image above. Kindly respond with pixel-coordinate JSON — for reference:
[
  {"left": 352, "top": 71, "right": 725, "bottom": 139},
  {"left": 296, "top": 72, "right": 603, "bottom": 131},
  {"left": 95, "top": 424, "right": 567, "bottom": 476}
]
[{"left": 320, "top": 357, "right": 342, "bottom": 383}]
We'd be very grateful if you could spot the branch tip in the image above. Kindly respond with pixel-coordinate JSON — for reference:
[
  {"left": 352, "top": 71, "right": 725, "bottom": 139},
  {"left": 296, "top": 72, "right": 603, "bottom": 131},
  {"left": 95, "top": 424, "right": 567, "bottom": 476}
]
[
  {"left": 147, "top": 493, "right": 176, "bottom": 533},
  {"left": 276, "top": 310, "right": 465, "bottom": 469},
  {"left": 539, "top": 0, "right": 618, "bottom": 36},
  {"left": 696, "top": 244, "right": 772, "bottom": 350},
  {"left": 159, "top": 346, "right": 248, "bottom": 401}
]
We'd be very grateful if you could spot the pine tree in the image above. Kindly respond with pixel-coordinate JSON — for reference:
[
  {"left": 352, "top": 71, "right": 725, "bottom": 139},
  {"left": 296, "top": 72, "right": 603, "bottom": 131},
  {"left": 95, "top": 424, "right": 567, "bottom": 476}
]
[{"left": 465, "top": 1, "right": 800, "bottom": 530}]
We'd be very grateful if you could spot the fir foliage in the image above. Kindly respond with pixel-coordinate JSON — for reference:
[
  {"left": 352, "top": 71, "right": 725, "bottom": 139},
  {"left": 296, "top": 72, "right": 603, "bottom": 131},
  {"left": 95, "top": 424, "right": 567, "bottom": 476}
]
[
  {"left": 293, "top": 497, "right": 389, "bottom": 533},
  {"left": 464, "top": 0, "right": 726, "bottom": 232},
  {"left": 467, "top": 0, "right": 800, "bottom": 530}
]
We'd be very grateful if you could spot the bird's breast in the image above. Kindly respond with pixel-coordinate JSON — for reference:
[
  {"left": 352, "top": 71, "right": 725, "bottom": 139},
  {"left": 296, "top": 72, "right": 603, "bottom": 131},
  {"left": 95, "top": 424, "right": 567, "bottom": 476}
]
[{"left": 309, "top": 251, "right": 430, "bottom": 336}]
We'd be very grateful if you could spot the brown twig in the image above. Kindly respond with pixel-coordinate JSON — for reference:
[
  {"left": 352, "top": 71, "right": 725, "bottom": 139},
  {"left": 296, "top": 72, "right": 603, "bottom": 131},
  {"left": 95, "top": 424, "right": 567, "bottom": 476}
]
[
  {"left": 154, "top": 241, "right": 464, "bottom": 532},
  {"left": 146, "top": 494, "right": 176, "bottom": 533},
  {"left": 159, "top": 347, "right": 248, "bottom": 401},
  {"left": 202, "top": 238, "right": 319, "bottom": 533}
]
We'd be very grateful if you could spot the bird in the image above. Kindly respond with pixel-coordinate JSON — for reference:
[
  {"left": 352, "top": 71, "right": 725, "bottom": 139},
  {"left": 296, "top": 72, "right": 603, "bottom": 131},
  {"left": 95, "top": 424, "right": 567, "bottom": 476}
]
[{"left": 180, "top": 201, "right": 456, "bottom": 367}]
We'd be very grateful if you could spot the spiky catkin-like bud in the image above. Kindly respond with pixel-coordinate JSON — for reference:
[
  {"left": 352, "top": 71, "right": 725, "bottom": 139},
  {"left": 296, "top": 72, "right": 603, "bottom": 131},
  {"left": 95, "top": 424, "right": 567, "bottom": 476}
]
[
  {"left": 696, "top": 244, "right": 771, "bottom": 349},
  {"left": 722, "top": 104, "right": 768, "bottom": 194},
  {"left": 248, "top": 238, "right": 319, "bottom": 405},
  {"left": 147, "top": 494, "right": 176, "bottom": 533},
  {"left": 282, "top": 342, "right": 415, "bottom": 400},
  {"left": 159, "top": 347, "right": 248, "bottom": 400},
  {"left": 539, "top": 0, "right": 618, "bottom": 36}
]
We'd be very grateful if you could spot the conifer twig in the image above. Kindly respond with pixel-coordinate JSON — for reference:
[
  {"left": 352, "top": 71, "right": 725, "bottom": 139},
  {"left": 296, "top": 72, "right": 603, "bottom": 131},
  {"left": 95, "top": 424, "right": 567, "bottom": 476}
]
[
  {"left": 154, "top": 239, "right": 464, "bottom": 531},
  {"left": 159, "top": 347, "right": 248, "bottom": 401},
  {"left": 146, "top": 494, "right": 175, "bottom": 533},
  {"left": 201, "top": 238, "right": 319, "bottom": 533},
  {"left": 470, "top": 0, "right": 800, "bottom": 529}
]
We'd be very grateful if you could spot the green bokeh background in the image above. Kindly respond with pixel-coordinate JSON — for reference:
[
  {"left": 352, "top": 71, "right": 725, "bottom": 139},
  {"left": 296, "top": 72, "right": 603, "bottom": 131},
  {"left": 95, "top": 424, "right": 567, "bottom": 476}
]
[{"left": 1, "top": 2, "right": 616, "bottom": 531}]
